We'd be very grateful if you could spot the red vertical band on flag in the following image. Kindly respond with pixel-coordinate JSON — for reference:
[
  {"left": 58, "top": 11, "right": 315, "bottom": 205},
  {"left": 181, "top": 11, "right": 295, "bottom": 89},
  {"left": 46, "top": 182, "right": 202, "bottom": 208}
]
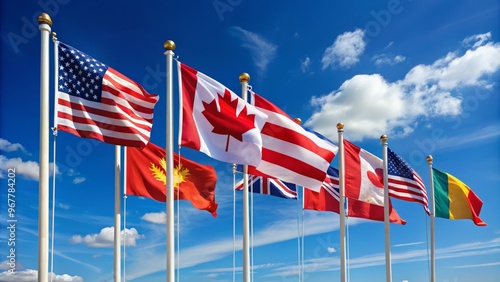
[{"left": 180, "top": 63, "right": 202, "bottom": 150}]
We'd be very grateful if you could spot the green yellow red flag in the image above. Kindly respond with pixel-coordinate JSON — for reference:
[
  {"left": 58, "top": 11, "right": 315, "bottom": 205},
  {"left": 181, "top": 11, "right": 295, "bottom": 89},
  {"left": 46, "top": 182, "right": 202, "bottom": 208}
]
[{"left": 432, "top": 168, "right": 486, "bottom": 226}]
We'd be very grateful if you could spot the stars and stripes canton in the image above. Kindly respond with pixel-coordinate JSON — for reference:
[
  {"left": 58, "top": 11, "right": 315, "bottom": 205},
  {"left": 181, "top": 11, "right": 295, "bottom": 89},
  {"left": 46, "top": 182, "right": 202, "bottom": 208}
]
[
  {"left": 235, "top": 174, "right": 297, "bottom": 200},
  {"left": 388, "top": 148, "right": 430, "bottom": 214},
  {"left": 56, "top": 41, "right": 159, "bottom": 148},
  {"left": 58, "top": 43, "right": 106, "bottom": 102}
]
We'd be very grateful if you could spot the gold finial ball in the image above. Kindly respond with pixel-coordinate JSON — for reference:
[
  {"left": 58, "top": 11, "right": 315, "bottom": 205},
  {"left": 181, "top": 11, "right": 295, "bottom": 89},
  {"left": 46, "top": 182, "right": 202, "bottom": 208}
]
[
  {"left": 426, "top": 155, "right": 433, "bottom": 162},
  {"left": 239, "top": 73, "right": 250, "bottom": 82},
  {"left": 294, "top": 118, "right": 302, "bottom": 125},
  {"left": 380, "top": 134, "right": 388, "bottom": 143},
  {"left": 37, "top": 13, "right": 53, "bottom": 26},
  {"left": 51, "top": 32, "right": 57, "bottom": 37},
  {"left": 336, "top": 122, "right": 344, "bottom": 130},
  {"left": 164, "top": 40, "right": 176, "bottom": 51}
]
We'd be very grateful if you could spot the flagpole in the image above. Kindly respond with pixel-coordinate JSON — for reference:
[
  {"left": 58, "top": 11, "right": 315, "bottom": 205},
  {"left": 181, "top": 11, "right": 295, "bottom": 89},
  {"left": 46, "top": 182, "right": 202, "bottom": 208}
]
[
  {"left": 114, "top": 145, "right": 121, "bottom": 282},
  {"left": 38, "top": 13, "right": 52, "bottom": 282},
  {"left": 293, "top": 117, "right": 303, "bottom": 282},
  {"left": 232, "top": 164, "right": 237, "bottom": 282},
  {"left": 380, "top": 135, "right": 392, "bottom": 282},
  {"left": 426, "top": 155, "right": 435, "bottom": 282},
  {"left": 337, "top": 123, "right": 347, "bottom": 282},
  {"left": 164, "top": 40, "right": 176, "bottom": 282},
  {"left": 123, "top": 148, "right": 128, "bottom": 282},
  {"left": 50, "top": 31, "right": 58, "bottom": 282},
  {"left": 240, "top": 73, "right": 251, "bottom": 282}
]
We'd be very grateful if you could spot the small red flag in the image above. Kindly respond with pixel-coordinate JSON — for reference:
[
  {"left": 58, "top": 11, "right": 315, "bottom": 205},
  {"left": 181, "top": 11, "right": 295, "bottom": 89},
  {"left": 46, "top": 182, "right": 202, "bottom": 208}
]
[{"left": 126, "top": 142, "right": 218, "bottom": 216}]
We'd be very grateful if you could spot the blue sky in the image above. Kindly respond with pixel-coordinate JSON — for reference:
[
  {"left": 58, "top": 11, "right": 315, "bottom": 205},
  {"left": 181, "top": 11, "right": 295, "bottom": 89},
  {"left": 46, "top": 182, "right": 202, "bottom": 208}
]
[{"left": 1, "top": 0, "right": 499, "bottom": 281}]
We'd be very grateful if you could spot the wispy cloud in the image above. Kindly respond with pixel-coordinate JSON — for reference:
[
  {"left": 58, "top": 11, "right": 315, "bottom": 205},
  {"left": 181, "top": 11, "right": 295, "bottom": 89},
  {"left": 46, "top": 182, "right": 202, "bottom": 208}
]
[
  {"left": 72, "top": 176, "right": 86, "bottom": 184},
  {"left": 57, "top": 203, "right": 71, "bottom": 210},
  {"left": 373, "top": 54, "right": 406, "bottom": 66},
  {"left": 452, "top": 261, "right": 500, "bottom": 268},
  {"left": 322, "top": 29, "right": 366, "bottom": 69},
  {"left": 437, "top": 124, "right": 500, "bottom": 150},
  {"left": 301, "top": 57, "right": 312, "bottom": 73},
  {"left": 307, "top": 33, "right": 500, "bottom": 141},
  {"left": 0, "top": 138, "right": 26, "bottom": 153},
  {"left": 229, "top": 26, "right": 277, "bottom": 75},
  {"left": 53, "top": 250, "right": 101, "bottom": 273},
  {"left": 266, "top": 237, "right": 500, "bottom": 277},
  {"left": 393, "top": 241, "right": 425, "bottom": 248},
  {"left": 463, "top": 32, "right": 492, "bottom": 49}
]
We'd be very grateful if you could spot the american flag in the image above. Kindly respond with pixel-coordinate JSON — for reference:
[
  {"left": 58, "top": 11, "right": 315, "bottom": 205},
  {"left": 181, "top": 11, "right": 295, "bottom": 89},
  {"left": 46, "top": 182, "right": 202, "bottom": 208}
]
[
  {"left": 388, "top": 148, "right": 430, "bottom": 214},
  {"left": 235, "top": 175, "right": 297, "bottom": 200},
  {"left": 56, "top": 42, "right": 159, "bottom": 148}
]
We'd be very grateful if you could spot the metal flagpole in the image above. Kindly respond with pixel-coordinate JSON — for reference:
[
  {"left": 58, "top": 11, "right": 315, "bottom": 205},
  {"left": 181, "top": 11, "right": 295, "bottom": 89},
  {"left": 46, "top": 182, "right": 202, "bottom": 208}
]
[
  {"left": 239, "top": 73, "right": 251, "bottom": 282},
  {"left": 123, "top": 148, "right": 128, "bottom": 282},
  {"left": 380, "top": 135, "right": 392, "bottom": 282},
  {"left": 164, "top": 40, "right": 176, "bottom": 282},
  {"left": 296, "top": 188, "right": 301, "bottom": 282},
  {"left": 114, "top": 145, "right": 121, "bottom": 282},
  {"left": 50, "top": 31, "right": 59, "bottom": 282},
  {"left": 337, "top": 123, "right": 347, "bottom": 282},
  {"left": 38, "top": 13, "right": 52, "bottom": 282},
  {"left": 232, "top": 164, "right": 237, "bottom": 282},
  {"left": 426, "top": 155, "right": 435, "bottom": 282}
]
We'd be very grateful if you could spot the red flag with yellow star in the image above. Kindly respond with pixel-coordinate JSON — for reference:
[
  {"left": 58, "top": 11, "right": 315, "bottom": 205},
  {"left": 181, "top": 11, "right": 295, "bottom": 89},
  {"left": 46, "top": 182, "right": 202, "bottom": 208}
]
[{"left": 126, "top": 141, "right": 218, "bottom": 216}]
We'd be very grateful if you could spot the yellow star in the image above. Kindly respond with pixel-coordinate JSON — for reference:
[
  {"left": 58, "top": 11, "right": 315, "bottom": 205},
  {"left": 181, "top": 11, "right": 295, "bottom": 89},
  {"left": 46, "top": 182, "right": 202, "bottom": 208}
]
[{"left": 150, "top": 158, "right": 190, "bottom": 188}]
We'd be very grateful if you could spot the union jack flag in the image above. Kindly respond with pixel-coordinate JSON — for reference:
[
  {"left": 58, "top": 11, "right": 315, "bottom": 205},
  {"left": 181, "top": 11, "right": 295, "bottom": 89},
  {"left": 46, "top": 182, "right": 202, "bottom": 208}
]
[{"left": 235, "top": 175, "right": 297, "bottom": 200}]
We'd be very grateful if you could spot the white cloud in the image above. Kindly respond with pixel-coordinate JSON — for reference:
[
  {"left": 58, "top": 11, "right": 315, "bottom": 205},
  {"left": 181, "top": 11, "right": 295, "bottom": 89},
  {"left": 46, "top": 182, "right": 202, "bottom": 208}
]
[
  {"left": 452, "top": 262, "right": 500, "bottom": 269},
  {"left": 393, "top": 241, "right": 425, "bottom": 248},
  {"left": 0, "top": 270, "right": 83, "bottom": 282},
  {"left": 72, "top": 177, "right": 86, "bottom": 184},
  {"left": 463, "top": 32, "right": 491, "bottom": 49},
  {"left": 327, "top": 247, "right": 337, "bottom": 253},
  {"left": 70, "top": 227, "right": 144, "bottom": 248},
  {"left": 0, "top": 138, "right": 25, "bottom": 152},
  {"left": 141, "top": 212, "right": 167, "bottom": 224},
  {"left": 0, "top": 155, "right": 58, "bottom": 181},
  {"left": 308, "top": 74, "right": 406, "bottom": 141},
  {"left": 57, "top": 203, "right": 71, "bottom": 210},
  {"left": 229, "top": 26, "right": 277, "bottom": 75},
  {"left": 383, "top": 41, "right": 394, "bottom": 50},
  {"left": 53, "top": 250, "right": 101, "bottom": 273},
  {"left": 373, "top": 54, "right": 406, "bottom": 66},
  {"left": 301, "top": 57, "right": 312, "bottom": 73},
  {"left": 307, "top": 33, "right": 500, "bottom": 141},
  {"left": 322, "top": 29, "right": 366, "bottom": 69},
  {"left": 0, "top": 260, "right": 21, "bottom": 271}
]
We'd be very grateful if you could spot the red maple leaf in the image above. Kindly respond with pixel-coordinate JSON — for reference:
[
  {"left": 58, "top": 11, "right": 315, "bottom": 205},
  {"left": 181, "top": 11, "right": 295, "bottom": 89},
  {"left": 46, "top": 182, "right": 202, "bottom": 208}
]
[{"left": 202, "top": 89, "right": 257, "bottom": 151}]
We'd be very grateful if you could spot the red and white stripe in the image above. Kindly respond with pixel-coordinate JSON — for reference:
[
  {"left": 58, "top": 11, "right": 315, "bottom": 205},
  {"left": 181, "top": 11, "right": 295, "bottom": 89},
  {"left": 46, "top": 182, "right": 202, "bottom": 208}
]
[
  {"left": 57, "top": 67, "right": 158, "bottom": 148},
  {"left": 388, "top": 172, "right": 430, "bottom": 214},
  {"left": 250, "top": 93, "right": 337, "bottom": 192}
]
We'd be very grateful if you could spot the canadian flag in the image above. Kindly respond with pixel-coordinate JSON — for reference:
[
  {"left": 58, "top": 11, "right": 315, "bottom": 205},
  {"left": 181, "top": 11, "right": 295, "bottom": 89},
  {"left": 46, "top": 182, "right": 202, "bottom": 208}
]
[
  {"left": 179, "top": 62, "right": 268, "bottom": 166},
  {"left": 343, "top": 139, "right": 405, "bottom": 224}
]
